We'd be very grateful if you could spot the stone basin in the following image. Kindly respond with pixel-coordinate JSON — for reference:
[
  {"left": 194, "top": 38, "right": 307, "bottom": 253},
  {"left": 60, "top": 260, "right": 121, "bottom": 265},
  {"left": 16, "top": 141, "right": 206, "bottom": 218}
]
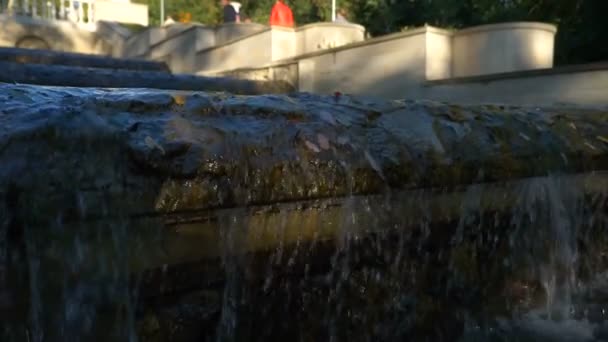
[{"left": 2, "top": 84, "right": 608, "bottom": 341}]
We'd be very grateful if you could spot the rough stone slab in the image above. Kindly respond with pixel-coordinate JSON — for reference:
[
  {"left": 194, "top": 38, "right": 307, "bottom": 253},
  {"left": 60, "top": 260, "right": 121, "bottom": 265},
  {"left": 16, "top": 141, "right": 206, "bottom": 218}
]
[
  {"left": 0, "top": 62, "right": 295, "bottom": 95},
  {"left": 0, "top": 47, "right": 169, "bottom": 72},
  {"left": 1, "top": 84, "right": 608, "bottom": 225}
]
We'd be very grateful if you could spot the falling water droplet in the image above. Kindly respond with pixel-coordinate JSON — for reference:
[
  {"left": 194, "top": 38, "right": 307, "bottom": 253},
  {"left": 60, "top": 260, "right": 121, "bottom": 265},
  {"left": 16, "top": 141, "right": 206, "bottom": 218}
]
[
  {"left": 305, "top": 140, "right": 321, "bottom": 153},
  {"left": 319, "top": 110, "right": 337, "bottom": 126},
  {"left": 364, "top": 150, "right": 385, "bottom": 180},
  {"left": 317, "top": 133, "right": 330, "bottom": 150},
  {"left": 144, "top": 136, "right": 165, "bottom": 155}
]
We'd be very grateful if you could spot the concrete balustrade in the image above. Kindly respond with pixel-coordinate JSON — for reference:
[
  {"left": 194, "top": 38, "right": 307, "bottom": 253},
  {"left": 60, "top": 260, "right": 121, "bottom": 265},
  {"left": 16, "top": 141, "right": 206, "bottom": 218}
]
[
  {"left": 125, "top": 22, "right": 366, "bottom": 74},
  {"left": 213, "top": 22, "right": 565, "bottom": 103},
  {"left": 197, "top": 21, "right": 557, "bottom": 83},
  {"left": 194, "top": 22, "right": 366, "bottom": 74}
]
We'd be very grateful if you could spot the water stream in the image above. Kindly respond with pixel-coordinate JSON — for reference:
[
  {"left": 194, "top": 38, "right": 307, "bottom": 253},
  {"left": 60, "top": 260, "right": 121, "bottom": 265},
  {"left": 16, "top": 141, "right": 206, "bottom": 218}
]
[{"left": 2, "top": 85, "right": 608, "bottom": 341}]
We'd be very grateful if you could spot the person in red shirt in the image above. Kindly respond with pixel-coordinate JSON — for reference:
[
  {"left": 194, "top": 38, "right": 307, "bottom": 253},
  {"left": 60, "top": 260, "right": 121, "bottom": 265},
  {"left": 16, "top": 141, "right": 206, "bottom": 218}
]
[{"left": 269, "top": 0, "right": 295, "bottom": 27}]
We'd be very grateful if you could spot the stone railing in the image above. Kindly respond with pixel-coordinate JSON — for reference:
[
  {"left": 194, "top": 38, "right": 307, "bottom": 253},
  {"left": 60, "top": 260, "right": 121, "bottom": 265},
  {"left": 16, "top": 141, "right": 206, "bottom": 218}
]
[
  {"left": 2, "top": 0, "right": 94, "bottom": 24},
  {"left": 0, "top": 0, "right": 147, "bottom": 28}
]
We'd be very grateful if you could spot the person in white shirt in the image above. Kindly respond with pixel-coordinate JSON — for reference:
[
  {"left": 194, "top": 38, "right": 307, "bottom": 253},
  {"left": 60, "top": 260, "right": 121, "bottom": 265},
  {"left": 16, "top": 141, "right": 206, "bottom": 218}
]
[{"left": 230, "top": 2, "right": 242, "bottom": 22}]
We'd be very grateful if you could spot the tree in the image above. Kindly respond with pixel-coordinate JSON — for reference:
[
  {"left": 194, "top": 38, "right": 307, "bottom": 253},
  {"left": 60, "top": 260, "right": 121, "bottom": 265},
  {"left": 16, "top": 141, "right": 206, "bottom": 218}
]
[{"left": 134, "top": 0, "right": 220, "bottom": 26}]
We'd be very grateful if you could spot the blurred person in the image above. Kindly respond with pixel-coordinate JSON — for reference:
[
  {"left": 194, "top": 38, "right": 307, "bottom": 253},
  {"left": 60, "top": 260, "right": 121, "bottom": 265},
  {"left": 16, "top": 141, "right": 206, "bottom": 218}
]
[
  {"left": 220, "top": 0, "right": 237, "bottom": 23},
  {"left": 269, "top": 0, "right": 294, "bottom": 27},
  {"left": 335, "top": 8, "right": 349, "bottom": 23},
  {"left": 231, "top": 2, "right": 241, "bottom": 22},
  {"left": 163, "top": 14, "right": 176, "bottom": 26}
]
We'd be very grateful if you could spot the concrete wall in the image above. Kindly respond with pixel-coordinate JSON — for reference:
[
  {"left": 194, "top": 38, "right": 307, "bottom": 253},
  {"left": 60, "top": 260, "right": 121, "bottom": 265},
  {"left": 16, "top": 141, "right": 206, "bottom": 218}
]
[
  {"left": 220, "top": 61, "right": 299, "bottom": 85},
  {"left": 452, "top": 22, "right": 557, "bottom": 77},
  {"left": 122, "top": 20, "right": 556, "bottom": 82},
  {"left": 425, "top": 28, "right": 453, "bottom": 80},
  {"left": 295, "top": 22, "right": 365, "bottom": 55},
  {"left": 196, "top": 29, "right": 272, "bottom": 72},
  {"left": 122, "top": 22, "right": 291, "bottom": 71},
  {"left": 147, "top": 26, "right": 215, "bottom": 73},
  {"left": 202, "top": 22, "right": 557, "bottom": 89},
  {"left": 215, "top": 23, "right": 267, "bottom": 45},
  {"left": 271, "top": 27, "right": 296, "bottom": 61},
  {"left": 95, "top": 21, "right": 132, "bottom": 57},
  {"left": 297, "top": 29, "right": 428, "bottom": 98},
  {"left": 123, "top": 25, "right": 199, "bottom": 58},
  {"left": 93, "top": 0, "right": 149, "bottom": 26},
  {"left": 150, "top": 25, "right": 192, "bottom": 46},
  {"left": 422, "top": 65, "right": 608, "bottom": 106},
  {"left": 195, "top": 23, "right": 366, "bottom": 74},
  {"left": 210, "top": 28, "right": 428, "bottom": 98},
  {"left": 123, "top": 29, "right": 152, "bottom": 58},
  {"left": 219, "top": 59, "right": 608, "bottom": 106}
]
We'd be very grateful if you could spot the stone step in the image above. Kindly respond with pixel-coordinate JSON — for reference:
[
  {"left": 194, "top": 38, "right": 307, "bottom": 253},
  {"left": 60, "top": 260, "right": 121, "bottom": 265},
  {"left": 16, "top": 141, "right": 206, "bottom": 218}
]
[
  {"left": 0, "top": 47, "right": 169, "bottom": 72},
  {"left": 0, "top": 61, "right": 295, "bottom": 94}
]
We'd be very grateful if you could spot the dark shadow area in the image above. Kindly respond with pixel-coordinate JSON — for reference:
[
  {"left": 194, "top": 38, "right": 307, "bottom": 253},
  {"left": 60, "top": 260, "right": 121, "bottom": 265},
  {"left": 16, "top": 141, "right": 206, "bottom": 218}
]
[{"left": 15, "top": 34, "right": 49, "bottom": 49}]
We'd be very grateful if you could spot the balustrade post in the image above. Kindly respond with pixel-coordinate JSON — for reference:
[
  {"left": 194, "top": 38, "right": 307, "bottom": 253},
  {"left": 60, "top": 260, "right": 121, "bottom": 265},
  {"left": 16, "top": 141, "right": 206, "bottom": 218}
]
[
  {"left": 59, "top": 0, "right": 65, "bottom": 19},
  {"left": 22, "top": 0, "right": 28, "bottom": 15},
  {"left": 31, "top": 0, "right": 36, "bottom": 17},
  {"left": 87, "top": 1, "right": 93, "bottom": 23},
  {"left": 67, "top": 0, "right": 77, "bottom": 22},
  {"left": 77, "top": 0, "right": 83, "bottom": 22},
  {"left": 7, "top": 0, "right": 14, "bottom": 14}
]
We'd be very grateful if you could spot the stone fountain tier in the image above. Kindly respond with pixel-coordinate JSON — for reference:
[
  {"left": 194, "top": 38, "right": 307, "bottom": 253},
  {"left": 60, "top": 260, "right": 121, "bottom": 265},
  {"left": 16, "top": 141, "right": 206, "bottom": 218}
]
[
  {"left": 1, "top": 83, "right": 608, "bottom": 224},
  {"left": 3, "top": 84, "right": 608, "bottom": 341},
  {"left": 0, "top": 47, "right": 171, "bottom": 72},
  {"left": 0, "top": 62, "right": 294, "bottom": 94}
]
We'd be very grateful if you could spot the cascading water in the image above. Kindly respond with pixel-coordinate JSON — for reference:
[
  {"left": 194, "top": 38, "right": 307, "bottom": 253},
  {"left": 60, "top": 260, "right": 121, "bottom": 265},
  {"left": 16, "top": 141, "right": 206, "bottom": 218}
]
[
  {"left": 458, "top": 175, "right": 593, "bottom": 341},
  {"left": 2, "top": 84, "right": 608, "bottom": 341}
]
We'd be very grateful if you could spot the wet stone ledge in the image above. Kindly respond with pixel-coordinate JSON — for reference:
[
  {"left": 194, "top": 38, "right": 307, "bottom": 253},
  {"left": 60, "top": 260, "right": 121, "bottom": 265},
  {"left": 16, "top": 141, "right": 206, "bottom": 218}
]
[{"left": 1, "top": 84, "right": 608, "bottom": 224}]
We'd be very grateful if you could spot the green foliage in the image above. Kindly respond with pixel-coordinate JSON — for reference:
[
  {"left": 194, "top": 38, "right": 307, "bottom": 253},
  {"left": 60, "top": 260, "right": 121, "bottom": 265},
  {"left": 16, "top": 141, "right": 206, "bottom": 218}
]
[
  {"left": 133, "top": 0, "right": 219, "bottom": 26},
  {"left": 136, "top": 0, "right": 607, "bottom": 65}
]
